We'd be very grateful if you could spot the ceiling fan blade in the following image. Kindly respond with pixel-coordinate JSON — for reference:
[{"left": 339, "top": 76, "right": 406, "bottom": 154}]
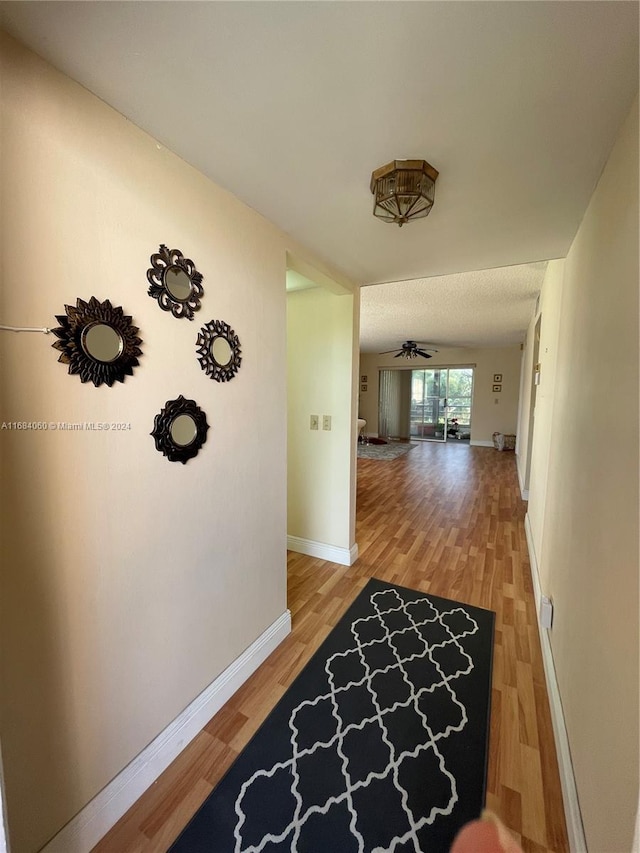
[
  {"left": 415, "top": 350, "right": 434, "bottom": 359},
  {"left": 393, "top": 351, "right": 404, "bottom": 358},
  {"left": 379, "top": 349, "right": 401, "bottom": 354}
]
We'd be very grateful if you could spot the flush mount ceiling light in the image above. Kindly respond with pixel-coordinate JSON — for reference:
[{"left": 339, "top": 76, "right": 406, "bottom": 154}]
[{"left": 370, "top": 159, "right": 439, "bottom": 226}]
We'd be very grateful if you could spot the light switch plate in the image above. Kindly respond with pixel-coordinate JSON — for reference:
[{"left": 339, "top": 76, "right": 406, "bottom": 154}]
[
  {"left": 540, "top": 595, "right": 554, "bottom": 629},
  {"left": 310, "top": 415, "right": 319, "bottom": 430},
  {"left": 322, "top": 415, "right": 332, "bottom": 431}
]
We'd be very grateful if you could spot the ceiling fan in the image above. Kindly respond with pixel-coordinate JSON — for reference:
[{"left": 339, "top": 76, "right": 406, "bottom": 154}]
[{"left": 379, "top": 340, "right": 439, "bottom": 359}]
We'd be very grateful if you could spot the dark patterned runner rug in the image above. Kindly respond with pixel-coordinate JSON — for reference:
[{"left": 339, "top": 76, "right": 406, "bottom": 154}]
[{"left": 170, "top": 578, "right": 495, "bottom": 853}]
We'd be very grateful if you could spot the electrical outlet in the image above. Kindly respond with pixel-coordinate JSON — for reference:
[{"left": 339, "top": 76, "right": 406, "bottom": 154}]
[
  {"left": 310, "top": 414, "right": 319, "bottom": 430},
  {"left": 322, "top": 415, "right": 332, "bottom": 431}
]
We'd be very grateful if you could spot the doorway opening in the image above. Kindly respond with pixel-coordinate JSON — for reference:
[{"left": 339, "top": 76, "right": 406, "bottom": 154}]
[{"left": 523, "top": 316, "right": 542, "bottom": 491}]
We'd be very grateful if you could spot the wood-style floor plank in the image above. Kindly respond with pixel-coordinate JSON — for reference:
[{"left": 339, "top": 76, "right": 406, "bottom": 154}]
[{"left": 93, "top": 441, "right": 568, "bottom": 852}]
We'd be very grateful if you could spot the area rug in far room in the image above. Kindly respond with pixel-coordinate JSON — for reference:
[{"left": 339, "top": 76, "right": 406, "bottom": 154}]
[
  {"left": 357, "top": 441, "right": 418, "bottom": 460},
  {"left": 170, "top": 578, "right": 495, "bottom": 853}
]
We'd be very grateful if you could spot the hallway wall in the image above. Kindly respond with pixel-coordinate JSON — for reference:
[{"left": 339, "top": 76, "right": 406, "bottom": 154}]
[
  {"left": 0, "top": 33, "right": 355, "bottom": 852},
  {"left": 287, "top": 285, "right": 358, "bottom": 555},
  {"left": 523, "top": 95, "right": 638, "bottom": 851}
]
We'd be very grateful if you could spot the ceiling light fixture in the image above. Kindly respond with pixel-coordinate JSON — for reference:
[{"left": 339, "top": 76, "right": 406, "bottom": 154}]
[
  {"left": 379, "top": 341, "right": 439, "bottom": 359},
  {"left": 370, "top": 159, "right": 439, "bottom": 227}
]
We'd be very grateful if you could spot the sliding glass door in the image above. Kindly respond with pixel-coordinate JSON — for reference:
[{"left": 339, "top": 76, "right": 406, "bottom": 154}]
[
  {"left": 410, "top": 369, "right": 447, "bottom": 441},
  {"left": 409, "top": 367, "right": 474, "bottom": 442},
  {"left": 378, "top": 367, "right": 474, "bottom": 442},
  {"left": 446, "top": 368, "right": 474, "bottom": 440}
]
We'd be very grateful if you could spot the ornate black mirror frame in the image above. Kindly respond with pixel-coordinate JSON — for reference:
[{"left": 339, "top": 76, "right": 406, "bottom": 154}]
[
  {"left": 151, "top": 395, "right": 209, "bottom": 464},
  {"left": 196, "top": 319, "right": 242, "bottom": 382},
  {"left": 147, "top": 244, "right": 204, "bottom": 320},
  {"left": 51, "top": 297, "right": 142, "bottom": 387}
]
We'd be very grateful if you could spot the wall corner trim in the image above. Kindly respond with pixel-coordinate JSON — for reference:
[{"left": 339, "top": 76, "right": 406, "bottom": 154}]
[
  {"left": 41, "top": 610, "right": 292, "bottom": 853},
  {"left": 287, "top": 535, "right": 358, "bottom": 566},
  {"left": 515, "top": 454, "right": 529, "bottom": 500},
  {"left": 524, "top": 513, "right": 587, "bottom": 853}
]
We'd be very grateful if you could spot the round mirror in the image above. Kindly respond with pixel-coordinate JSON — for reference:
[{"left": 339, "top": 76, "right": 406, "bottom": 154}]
[
  {"left": 152, "top": 395, "right": 209, "bottom": 463},
  {"left": 164, "top": 267, "right": 192, "bottom": 302},
  {"left": 211, "top": 336, "right": 233, "bottom": 366},
  {"left": 196, "top": 319, "right": 242, "bottom": 382},
  {"left": 148, "top": 246, "right": 204, "bottom": 320},
  {"left": 81, "top": 323, "right": 123, "bottom": 363},
  {"left": 170, "top": 414, "right": 198, "bottom": 447}
]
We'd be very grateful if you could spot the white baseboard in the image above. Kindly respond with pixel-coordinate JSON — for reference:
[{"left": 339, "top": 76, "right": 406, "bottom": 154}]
[
  {"left": 470, "top": 439, "right": 494, "bottom": 447},
  {"left": 287, "top": 535, "right": 358, "bottom": 566},
  {"left": 41, "top": 610, "right": 292, "bottom": 853},
  {"left": 524, "top": 514, "right": 586, "bottom": 853},
  {"left": 0, "top": 747, "right": 8, "bottom": 853}
]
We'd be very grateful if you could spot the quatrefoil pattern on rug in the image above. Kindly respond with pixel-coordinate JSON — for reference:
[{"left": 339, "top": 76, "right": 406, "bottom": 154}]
[
  {"left": 233, "top": 588, "right": 480, "bottom": 853},
  {"left": 169, "top": 579, "right": 494, "bottom": 853}
]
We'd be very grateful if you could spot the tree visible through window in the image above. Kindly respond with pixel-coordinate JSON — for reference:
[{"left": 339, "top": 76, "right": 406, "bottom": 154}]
[{"left": 446, "top": 368, "right": 474, "bottom": 431}]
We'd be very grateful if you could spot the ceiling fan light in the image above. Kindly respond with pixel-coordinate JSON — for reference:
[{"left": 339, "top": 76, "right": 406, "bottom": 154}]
[
  {"left": 370, "top": 159, "right": 438, "bottom": 226},
  {"left": 380, "top": 341, "right": 438, "bottom": 359}
]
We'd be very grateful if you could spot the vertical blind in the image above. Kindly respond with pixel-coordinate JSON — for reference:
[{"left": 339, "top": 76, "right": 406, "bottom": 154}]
[{"left": 378, "top": 371, "right": 412, "bottom": 438}]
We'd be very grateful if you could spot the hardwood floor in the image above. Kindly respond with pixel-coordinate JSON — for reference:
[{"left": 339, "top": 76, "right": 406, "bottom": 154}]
[{"left": 93, "top": 441, "right": 568, "bottom": 852}]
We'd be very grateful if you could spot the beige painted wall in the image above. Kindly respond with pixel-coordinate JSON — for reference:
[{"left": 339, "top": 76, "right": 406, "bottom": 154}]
[
  {"left": 358, "top": 346, "right": 522, "bottom": 444},
  {"left": 525, "top": 97, "right": 638, "bottom": 851},
  {"left": 0, "top": 34, "right": 355, "bottom": 852},
  {"left": 287, "top": 285, "right": 358, "bottom": 551}
]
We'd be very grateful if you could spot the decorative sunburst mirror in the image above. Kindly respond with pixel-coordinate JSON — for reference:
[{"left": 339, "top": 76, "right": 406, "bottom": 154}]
[
  {"left": 196, "top": 319, "right": 242, "bottom": 382},
  {"left": 147, "top": 244, "right": 204, "bottom": 320},
  {"left": 151, "top": 395, "right": 209, "bottom": 464},
  {"left": 51, "top": 297, "right": 142, "bottom": 387}
]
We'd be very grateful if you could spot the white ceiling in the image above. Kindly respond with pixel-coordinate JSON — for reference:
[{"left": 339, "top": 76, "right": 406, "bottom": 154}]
[{"left": 1, "top": 1, "right": 637, "bottom": 350}]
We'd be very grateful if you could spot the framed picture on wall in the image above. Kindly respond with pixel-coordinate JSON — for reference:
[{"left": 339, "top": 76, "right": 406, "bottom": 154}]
[
  {"left": 361, "top": 384, "right": 368, "bottom": 392},
  {"left": 493, "top": 373, "right": 503, "bottom": 382},
  {"left": 493, "top": 384, "right": 502, "bottom": 392}
]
